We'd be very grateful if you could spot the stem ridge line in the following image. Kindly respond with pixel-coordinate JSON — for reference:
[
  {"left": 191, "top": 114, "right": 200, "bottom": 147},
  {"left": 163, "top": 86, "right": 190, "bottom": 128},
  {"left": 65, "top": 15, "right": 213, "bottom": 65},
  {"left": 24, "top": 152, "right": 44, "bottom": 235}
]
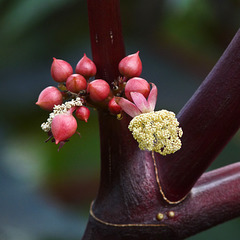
[
  {"left": 151, "top": 151, "right": 187, "bottom": 205},
  {"left": 89, "top": 201, "right": 168, "bottom": 227}
]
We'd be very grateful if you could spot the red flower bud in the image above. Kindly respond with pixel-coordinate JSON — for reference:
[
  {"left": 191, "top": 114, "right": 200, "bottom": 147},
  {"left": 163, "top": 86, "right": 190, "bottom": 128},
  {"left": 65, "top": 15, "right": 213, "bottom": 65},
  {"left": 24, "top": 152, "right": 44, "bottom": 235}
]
[
  {"left": 108, "top": 98, "right": 122, "bottom": 114},
  {"left": 75, "top": 106, "right": 90, "bottom": 122},
  {"left": 51, "top": 57, "right": 73, "bottom": 82},
  {"left": 66, "top": 74, "right": 87, "bottom": 93},
  {"left": 36, "top": 86, "right": 63, "bottom": 111},
  {"left": 51, "top": 112, "right": 77, "bottom": 144},
  {"left": 87, "top": 79, "right": 110, "bottom": 102},
  {"left": 118, "top": 51, "right": 142, "bottom": 78},
  {"left": 125, "top": 77, "right": 150, "bottom": 101},
  {"left": 75, "top": 54, "right": 97, "bottom": 78}
]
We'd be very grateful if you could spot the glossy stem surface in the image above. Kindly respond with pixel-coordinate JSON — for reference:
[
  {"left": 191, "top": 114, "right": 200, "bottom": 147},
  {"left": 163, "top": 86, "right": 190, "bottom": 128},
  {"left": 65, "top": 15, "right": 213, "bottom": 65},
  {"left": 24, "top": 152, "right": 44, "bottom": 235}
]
[
  {"left": 83, "top": 1, "right": 240, "bottom": 239},
  {"left": 87, "top": 0, "right": 125, "bottom": 83},
  {"left": 156, "top": 28, "right": 240, "bottom": 202},
  {"left": 83, "top": 159, "right": 240, "bottom": 240}
]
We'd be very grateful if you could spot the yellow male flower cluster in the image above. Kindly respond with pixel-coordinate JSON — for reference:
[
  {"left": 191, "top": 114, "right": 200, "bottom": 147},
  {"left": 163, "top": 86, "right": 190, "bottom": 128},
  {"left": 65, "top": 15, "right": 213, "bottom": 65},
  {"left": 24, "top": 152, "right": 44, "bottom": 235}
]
[{"left": 128, "top": 110, "right": 183, "bottom": 155}]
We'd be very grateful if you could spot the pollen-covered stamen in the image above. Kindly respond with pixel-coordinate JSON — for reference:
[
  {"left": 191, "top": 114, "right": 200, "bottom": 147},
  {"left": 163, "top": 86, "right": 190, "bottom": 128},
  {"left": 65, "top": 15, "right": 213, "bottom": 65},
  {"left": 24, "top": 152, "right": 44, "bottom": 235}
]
[{"left": 128, "top": 110, "right": 183, "bottom": 155}]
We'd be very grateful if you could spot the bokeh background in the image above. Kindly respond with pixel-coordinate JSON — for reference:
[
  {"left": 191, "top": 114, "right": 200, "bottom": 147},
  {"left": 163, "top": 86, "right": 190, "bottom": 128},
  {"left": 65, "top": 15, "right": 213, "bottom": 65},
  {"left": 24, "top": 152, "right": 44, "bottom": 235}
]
[{"left": 1, "top": 0, "right": 240, "bottom": 239}]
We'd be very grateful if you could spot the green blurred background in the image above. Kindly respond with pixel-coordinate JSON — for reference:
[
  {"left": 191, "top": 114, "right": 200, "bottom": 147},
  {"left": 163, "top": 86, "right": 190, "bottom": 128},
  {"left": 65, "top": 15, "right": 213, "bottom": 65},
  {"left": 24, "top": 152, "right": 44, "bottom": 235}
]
[{"left": 0, "top": 0, "right": 240, "bottom": 239}]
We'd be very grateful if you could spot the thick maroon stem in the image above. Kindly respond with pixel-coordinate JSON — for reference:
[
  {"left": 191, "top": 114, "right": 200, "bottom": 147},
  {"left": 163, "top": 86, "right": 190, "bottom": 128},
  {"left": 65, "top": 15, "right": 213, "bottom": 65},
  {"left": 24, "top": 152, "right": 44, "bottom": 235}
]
[
  {"left": 87, "top": 0, "right": 125, "bottom": 83},
  {"left": 82, "top": 158, "right": 240, "bottom": 239},
  {"left": 156, "top": 28, "right": 240, "bottom": 202},
  {"left": 174, "top": 162, "right": 240, "bottom": 238},
  {"left": 86, "top": 0, "right": 127, "bottom": 204},
  {"left": 83, "top": 1, "right": 240, "bottom": 239}
]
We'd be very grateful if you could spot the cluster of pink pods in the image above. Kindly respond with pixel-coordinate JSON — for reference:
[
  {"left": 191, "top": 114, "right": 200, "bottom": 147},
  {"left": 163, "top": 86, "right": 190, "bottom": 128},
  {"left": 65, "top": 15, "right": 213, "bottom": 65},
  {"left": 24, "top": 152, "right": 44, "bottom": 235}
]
[{"left": 36, "top": 51, "right": 155, "bottom": 148}]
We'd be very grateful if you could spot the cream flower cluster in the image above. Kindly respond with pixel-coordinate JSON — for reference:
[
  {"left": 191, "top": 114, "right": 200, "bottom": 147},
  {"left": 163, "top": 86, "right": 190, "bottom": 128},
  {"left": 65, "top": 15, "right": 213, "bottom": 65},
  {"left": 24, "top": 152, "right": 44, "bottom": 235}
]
[
  {"left": 128, "top": 110, "right": 183, "bottom": 155},
  {"left": 41, "top": 97, "right": 82, "bottom": 132}
]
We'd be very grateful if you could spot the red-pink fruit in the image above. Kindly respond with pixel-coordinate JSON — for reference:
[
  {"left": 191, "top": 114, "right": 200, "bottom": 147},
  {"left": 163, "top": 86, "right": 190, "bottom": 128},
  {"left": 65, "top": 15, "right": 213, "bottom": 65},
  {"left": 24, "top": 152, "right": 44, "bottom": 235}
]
[
  {"left": 51, "top": 57, "right": 73, "bottom": 82},
  {"left": 87, "top": 79, "right": 110, "bottom": 102},
  {"left": 75, "top": 106, "right": 90, "bottom": 122},
  {"left": 75, "top": 54, "right": 97, "bottom": 78},
  {"left": 36, "top": 86, "right": 63, "bottom": 111},
  {"left": 66, "top": 74, "right": 87, "bottom": 93},
  {"left": 51, "top": 113, "right": 77, "bottom": 144},
  {"left": 108, "top": 98, "right": 122, "bottom": 114},
  {"left": 125, "top": 77, "right": 150, "bottom": 101},
  {"left": 118, "top": 51, "right": 142, "bottom": 78}
]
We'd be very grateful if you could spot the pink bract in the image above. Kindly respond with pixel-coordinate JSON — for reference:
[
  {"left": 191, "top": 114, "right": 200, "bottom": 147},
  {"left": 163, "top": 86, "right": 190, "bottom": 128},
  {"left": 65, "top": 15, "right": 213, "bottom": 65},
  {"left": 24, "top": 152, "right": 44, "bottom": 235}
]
[{"left": 116, "top": 83, "right": 157, "bottom": 118}]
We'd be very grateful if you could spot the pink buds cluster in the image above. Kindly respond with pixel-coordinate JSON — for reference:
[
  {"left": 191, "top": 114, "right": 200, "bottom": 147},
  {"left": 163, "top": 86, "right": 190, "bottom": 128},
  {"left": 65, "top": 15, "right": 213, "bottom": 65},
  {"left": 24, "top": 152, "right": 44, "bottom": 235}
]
[
  {"left": 37, "top": 51, "right": 157, "bottom": 150},
  {"left": 107, "top": 51, "right": 144, "bottom": 115},
  {"left": 36, "top": 54, "right": 102, "bottom": 148},
  {"left": 115, "top": 51, "right": 153, "bottom": 114}
]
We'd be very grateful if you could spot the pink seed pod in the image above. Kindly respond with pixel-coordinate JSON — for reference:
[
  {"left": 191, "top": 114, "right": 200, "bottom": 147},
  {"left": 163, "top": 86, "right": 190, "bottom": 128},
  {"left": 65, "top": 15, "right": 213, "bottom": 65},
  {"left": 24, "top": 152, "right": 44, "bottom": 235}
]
[
  {"left": 36, "top": 86, "right": 63, "bottom": 111},
  {"left": 87, "top": 79, "right": 110, "bottom": 102},
  {"left": 75, "top": 106, "right": 90, "bottom": 122},
  {"left": 51, "top": 112, "right": 77, "bottom": 144},
  {"left": 118, "top": 51, "right": 142, "bottom": 78},
  {"left": 51, "top": 57, "right": 73, "bottom": 82},
  {"left": 75, "top": 54, "right": 97, "bottom": 79},
  {"left": 125, "top": 77, "right": 150, "bottom": 101},
  {"left": 108, "top": 98, "right": 122, "bottom": 115},
  {"left": 66, "top": 74, "right": 87, "bottom": 93}
]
